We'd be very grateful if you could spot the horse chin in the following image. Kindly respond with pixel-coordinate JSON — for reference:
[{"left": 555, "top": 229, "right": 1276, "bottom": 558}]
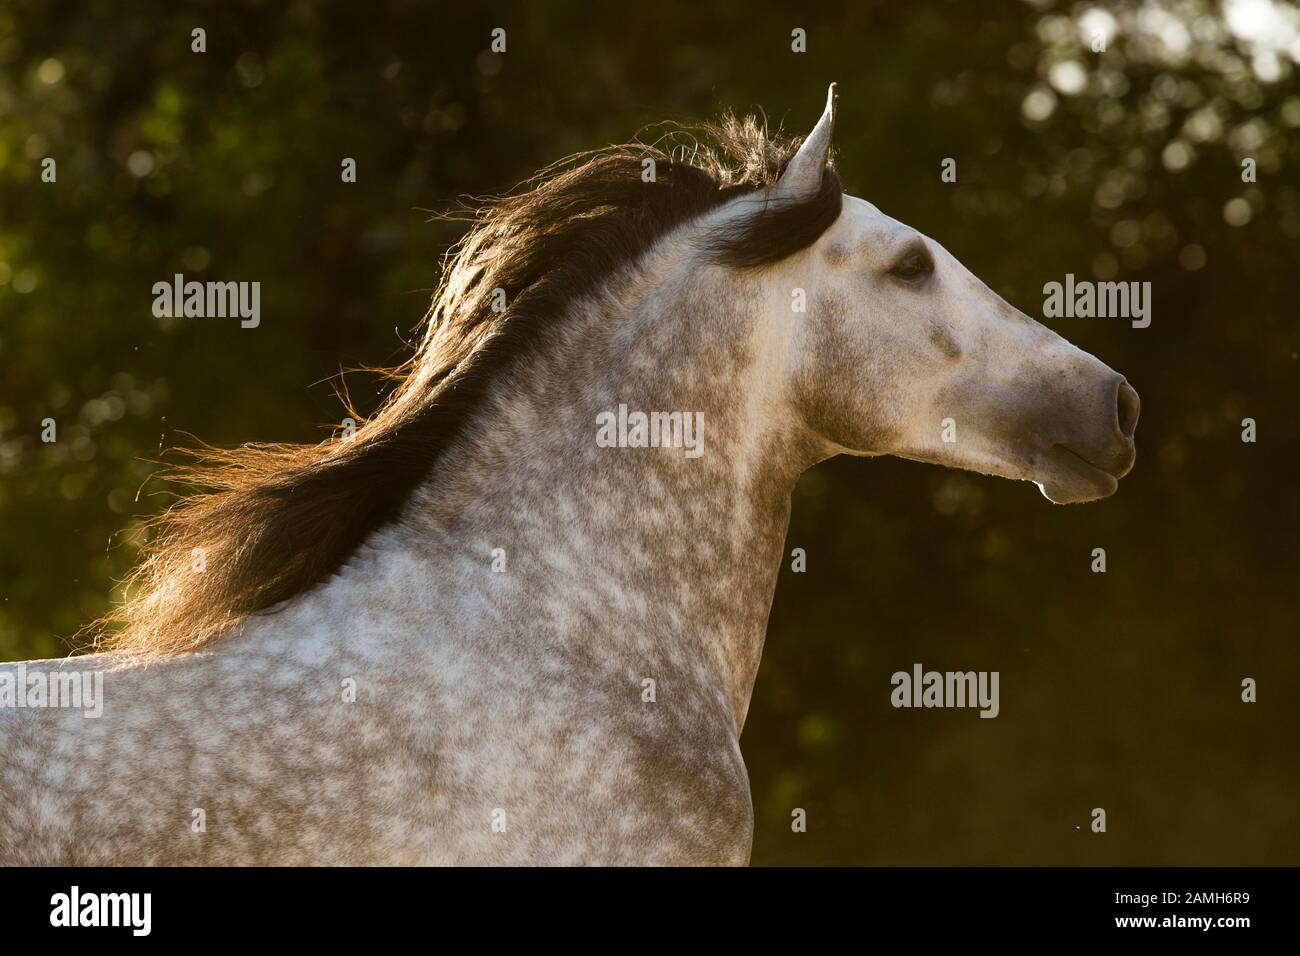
[{"left": 1034, "top": 446, "right": 1121, "bottom": 504}]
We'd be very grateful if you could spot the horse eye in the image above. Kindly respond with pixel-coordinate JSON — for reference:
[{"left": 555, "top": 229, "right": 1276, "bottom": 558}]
[{"left": 889, "top": 247, "right": 934, "bottom": 282}]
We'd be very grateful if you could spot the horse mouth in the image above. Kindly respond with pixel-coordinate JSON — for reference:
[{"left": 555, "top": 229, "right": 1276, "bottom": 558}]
[{"left": 1035, "top": 444, "right": 1126, "bottom": 504}]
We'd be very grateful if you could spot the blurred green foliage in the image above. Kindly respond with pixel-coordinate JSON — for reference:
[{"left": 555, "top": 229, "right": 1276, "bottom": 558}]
[{"left": 0, "top": 0, "right": 1296, "bottom": 863}]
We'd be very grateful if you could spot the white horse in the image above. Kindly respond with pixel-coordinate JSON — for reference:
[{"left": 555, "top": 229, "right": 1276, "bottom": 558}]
[{"left": 0, "top": 87, "right": 1136, "bottom": 865}]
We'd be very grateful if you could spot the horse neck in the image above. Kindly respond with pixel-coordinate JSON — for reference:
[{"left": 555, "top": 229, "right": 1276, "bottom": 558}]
[{"left": 404, "top": 259, "right": 817, "bottom": 731}]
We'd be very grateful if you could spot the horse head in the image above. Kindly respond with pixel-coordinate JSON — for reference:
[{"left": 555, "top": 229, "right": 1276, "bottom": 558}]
[{"left": 704, "top": 86, "right": 1139, "bottom": 503}]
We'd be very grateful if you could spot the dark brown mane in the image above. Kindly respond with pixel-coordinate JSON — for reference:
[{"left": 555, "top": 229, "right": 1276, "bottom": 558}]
[{"left": 95, "top": 113, "right": 843, "bottom": 658}]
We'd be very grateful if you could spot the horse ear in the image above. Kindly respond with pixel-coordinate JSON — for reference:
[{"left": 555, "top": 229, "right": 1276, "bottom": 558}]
[{"left": 773, "top": 83, "right": 837, "bottom": 202}]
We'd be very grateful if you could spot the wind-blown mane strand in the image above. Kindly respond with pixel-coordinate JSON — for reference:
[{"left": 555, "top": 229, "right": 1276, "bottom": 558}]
[{"left": 95, "top": 114, "right": 843, "bottom": 659}]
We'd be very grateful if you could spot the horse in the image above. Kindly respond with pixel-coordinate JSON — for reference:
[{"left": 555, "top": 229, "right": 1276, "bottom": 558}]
[{"left": 0, "top": 87, "right": 1137, "bottom": 865}]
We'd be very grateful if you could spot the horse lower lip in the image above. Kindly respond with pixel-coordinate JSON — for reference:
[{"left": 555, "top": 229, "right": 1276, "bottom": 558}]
[
  {"left": 1033, "top": 444, "right": 1122, "bottom": 503},
  {"left": 1055, "top": 445, "right": 1120, "bottom": 480}
]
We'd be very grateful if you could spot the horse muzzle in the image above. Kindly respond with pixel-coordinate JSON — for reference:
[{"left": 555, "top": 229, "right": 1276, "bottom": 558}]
[{"left": 1034, "top": 375, "right": 1139, "bottom": 504}]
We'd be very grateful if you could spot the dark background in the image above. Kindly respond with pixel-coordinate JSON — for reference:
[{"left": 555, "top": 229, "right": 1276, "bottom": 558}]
[{"left": 1, "top": 0, "right": 1296, "bottom": 864}]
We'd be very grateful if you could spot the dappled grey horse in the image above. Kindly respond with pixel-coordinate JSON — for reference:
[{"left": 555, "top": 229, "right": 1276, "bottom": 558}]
[{"left": 0, "top": 87, "right": 1137, "bottom": 865}]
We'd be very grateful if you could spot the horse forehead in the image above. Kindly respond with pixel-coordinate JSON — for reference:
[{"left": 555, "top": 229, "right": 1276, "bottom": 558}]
[
  {"left": 816, "top": 194, "right": 916, "bottom": 263},
  {"left": 834, "top": 194, "right": 914, "bottom": 245}
]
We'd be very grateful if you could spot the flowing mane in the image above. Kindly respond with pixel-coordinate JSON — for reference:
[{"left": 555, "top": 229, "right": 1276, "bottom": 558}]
[{"left": 95, "top": 113, "right": 843, "bottom": 659}]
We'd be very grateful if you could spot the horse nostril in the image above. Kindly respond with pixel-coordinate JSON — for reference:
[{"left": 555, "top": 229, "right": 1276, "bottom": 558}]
[{"left": 1117, "top": 381, "right": 1140, "bottom": 440}]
